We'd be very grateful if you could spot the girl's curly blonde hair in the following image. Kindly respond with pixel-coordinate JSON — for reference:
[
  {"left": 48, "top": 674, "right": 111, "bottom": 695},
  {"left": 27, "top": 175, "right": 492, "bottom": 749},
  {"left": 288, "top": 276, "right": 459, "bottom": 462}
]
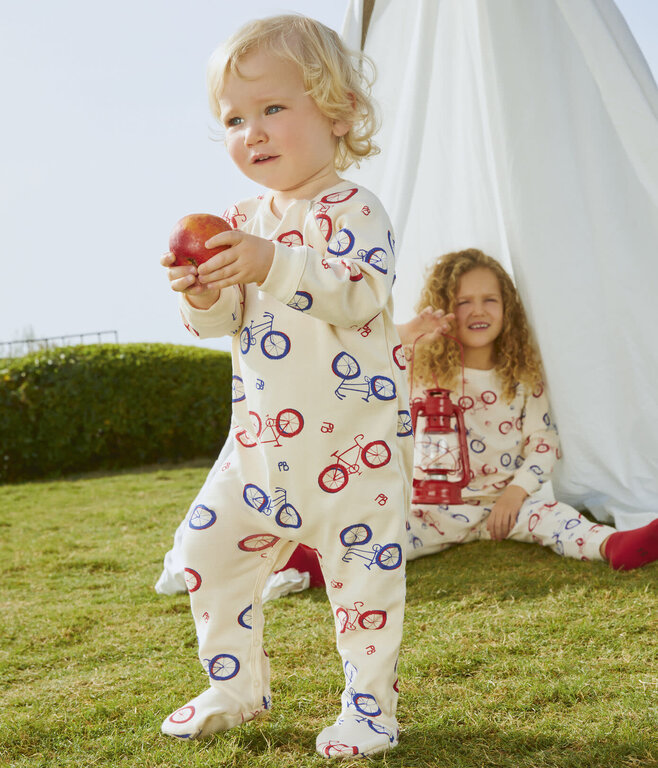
[
  {"left": 413, "top": 249, "right": 544, "bottom": 402},
  {"left": 207, "top": 14, "right": 379, "bottom": 171}
]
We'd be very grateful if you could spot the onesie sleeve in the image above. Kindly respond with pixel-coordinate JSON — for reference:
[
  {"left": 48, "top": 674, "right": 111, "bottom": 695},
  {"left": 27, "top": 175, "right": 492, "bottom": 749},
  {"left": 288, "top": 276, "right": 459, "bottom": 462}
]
[
  {"left": 259, "top": 187, "right": 395, "bottom": 328},
  {"left": 178, "top": 285, "right": 243, "bottom": 340},
  {"left": 512, "top": 383, "right": 561, "bottom": 495}
]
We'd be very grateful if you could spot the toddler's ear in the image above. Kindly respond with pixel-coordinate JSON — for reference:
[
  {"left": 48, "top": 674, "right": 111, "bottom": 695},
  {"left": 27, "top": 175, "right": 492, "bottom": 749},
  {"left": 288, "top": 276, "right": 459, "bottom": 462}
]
[
  {"left": 332, "top": 118, "right": 352, "bottom": 137},
  {"left": 332, "top": 92, "right": 356, "bottom": 137}
]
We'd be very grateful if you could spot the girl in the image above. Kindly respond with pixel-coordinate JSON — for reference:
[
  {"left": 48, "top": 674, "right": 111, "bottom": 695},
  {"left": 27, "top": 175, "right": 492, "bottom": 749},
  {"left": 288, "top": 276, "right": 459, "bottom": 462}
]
[
  {"left": 160, "top": 15, "right": 411, "bottom": 759},
  {"left": 399, "top": 248, "right": 658, "bottom": 567},
  {"left": 267, "top": 248, "right": 658, "bottom": 583}
]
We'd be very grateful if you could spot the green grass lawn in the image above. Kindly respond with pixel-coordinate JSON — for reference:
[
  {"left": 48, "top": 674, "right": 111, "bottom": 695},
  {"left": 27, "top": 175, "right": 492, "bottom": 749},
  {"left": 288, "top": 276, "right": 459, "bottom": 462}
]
[{"left": 1, "top": 463, "right": 656, "bottom": 767}]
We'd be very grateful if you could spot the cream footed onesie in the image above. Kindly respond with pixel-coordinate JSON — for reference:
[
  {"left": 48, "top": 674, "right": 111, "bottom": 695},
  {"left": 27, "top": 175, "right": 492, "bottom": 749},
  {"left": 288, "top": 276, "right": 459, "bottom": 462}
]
[{"left": 162, "top": 181, "right": 413, "bottom": 758}]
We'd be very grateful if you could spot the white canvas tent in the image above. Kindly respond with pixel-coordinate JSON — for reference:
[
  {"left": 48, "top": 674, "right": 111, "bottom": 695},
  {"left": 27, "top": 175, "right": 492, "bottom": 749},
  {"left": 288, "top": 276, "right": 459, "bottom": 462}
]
[
  {"left": 343, "top": 0, "right": 658, "bottom": 529},
  {"left": 156, "top": 0, "right": 657, "bottom": 594}
]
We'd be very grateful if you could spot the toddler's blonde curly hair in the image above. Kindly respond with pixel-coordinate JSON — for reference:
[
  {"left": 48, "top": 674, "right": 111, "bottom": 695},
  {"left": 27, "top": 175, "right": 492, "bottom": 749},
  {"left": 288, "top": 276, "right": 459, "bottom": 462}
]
[{"left": 207, "top": 14, "right": 379, "bottom": 171}]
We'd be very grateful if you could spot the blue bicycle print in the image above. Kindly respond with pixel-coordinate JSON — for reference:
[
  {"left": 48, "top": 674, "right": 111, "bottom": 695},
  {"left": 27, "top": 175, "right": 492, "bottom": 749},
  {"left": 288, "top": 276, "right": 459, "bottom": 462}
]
[
  {"left": 243, "top": 484, "right": 302, "bottom": 529},
  {"left": 331, "top": 352, "right": 396, "bottom": 403},
  {"left": 357, "top": 246, "right": 388, "bottom": 274},
  {"left": 339, "top": 524, "right": 402, "bottom": 570},
  {"left": 287, "top": 291, "right": 313, "bottom": 312},
  {"left": 188, "top": 504, "right": 217, "bottom": 530},
  {"left": 240, "top": 312, "right": 291, "bottom": 359},
  {"left": 204, "top": 653, "right": 240, "bottom": 681}
]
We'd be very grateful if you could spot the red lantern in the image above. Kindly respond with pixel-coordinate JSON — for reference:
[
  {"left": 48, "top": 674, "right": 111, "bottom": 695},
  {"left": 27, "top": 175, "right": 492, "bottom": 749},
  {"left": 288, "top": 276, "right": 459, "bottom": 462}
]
[{"left": 410, "top": 387, "right": 471, "bottom": 505}]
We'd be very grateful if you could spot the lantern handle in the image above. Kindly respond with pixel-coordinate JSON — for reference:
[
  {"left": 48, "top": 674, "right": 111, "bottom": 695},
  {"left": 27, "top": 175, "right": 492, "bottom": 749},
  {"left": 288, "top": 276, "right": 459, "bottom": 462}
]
[{"left": 407, "top": 332, "right": 467, "bottom": 403}]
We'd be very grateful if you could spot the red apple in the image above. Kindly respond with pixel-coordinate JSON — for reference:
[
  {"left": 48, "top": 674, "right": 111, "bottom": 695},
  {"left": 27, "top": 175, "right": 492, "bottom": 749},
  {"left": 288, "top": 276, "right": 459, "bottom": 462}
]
[{"left": 169, "top": 213, "right": 232, "bottom": 267}]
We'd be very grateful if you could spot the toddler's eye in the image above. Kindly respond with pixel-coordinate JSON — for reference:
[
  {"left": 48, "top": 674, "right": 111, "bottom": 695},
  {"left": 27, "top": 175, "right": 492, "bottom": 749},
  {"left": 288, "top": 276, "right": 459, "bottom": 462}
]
[
  {"left": 265, "top": 105, "right": 283, "bottom": 115},
  {"left": 226, "top": 116, "right": 243, "bottom": 127}
]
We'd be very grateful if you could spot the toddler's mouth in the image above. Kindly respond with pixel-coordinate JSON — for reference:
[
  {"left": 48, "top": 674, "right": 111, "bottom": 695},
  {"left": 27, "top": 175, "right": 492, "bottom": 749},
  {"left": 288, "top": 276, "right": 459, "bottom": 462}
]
[{"left": 252, "top": 154, "right": 277, "bottom": 164}]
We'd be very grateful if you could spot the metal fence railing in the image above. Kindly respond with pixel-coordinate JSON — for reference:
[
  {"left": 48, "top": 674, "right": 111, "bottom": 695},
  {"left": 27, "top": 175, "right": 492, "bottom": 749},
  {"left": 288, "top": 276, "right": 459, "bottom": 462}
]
[{"left": 0, "top": 331, "right": 119, "bottom": 359}]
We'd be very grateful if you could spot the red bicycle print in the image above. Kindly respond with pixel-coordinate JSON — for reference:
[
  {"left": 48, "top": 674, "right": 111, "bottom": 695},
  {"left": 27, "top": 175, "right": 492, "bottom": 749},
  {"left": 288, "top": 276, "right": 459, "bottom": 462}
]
[
  {"left": 318, "top": 434, "right": 391, "bottom": 493},
  {"left": 320, "top": 188, "right": 358, "bottom": 204},
  {"left": 237, "top": 533, "right": 280, "bottom": 552},
  {"left": 167, "top": 705, "right": 195, "bottom": 725},
  {"left": 331, "top": 352, "right": 396, "bottom": 403},
  {"left": 223, "top": 204, "right": 247, "bottom": 230},
  {"left": 458, "top": 389, "right": 497, "bottom": 413},
  {"left": 240, "top": 312, "right": 291, "bottom": 359},
  {"left": 235, "top": 408, "right": 304, "bottom": 448},
  {"left": 392, "top": 344, "right": 406, "bottom": 370},
  {"left": 184, "top": 567, "right": 202, "bottom": 593},
  {"left": 243, "top": 484, "right": 302, "bottom": 529},
  {"left": 335, "top": 602, "right": 387, "bottom": 633},
  {"left": 318, "top": 742, "right": 358, "bottom": 758},
  {"left": 315, "top": 212, "right": 333, "bottom": 241},
  {"left": 277, "top": 230, "right": 303, "bottom": 247}
]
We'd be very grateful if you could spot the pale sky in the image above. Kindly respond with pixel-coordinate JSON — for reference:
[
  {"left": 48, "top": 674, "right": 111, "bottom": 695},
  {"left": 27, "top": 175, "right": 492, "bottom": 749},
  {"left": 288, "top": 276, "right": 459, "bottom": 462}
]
[{"left": 1, "top": 0, "right": 656, "bottom": 355}]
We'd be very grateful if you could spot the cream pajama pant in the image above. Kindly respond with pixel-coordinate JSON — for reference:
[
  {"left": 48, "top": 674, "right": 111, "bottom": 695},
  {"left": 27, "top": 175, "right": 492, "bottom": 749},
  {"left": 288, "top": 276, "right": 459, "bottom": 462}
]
[
  {"left": 406, "top": 495, "right": 612, "bottom": 561},
  {"left": 180, "top": 448, "right": 407, "bottom": 743}
]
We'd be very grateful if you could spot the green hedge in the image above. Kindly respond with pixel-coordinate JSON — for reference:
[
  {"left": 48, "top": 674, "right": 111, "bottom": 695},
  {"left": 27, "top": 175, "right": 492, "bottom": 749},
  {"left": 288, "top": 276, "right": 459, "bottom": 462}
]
[{"left": 0, "top": 344, "right": 232, "bottom": 483}]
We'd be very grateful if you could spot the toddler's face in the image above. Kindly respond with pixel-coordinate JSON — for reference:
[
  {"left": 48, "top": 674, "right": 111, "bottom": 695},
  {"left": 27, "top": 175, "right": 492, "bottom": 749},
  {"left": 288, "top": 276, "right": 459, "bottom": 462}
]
[
  {"left": 453, "top": 267, "right": 504, "bottom": 359},
  {"left": 219, "top": 50, "right": 346, "bottom": 203}
]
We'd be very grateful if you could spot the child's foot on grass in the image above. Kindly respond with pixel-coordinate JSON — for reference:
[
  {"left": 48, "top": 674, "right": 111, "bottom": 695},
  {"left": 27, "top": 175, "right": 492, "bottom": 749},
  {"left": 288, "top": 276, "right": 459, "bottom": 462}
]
[
  {"left": 316, "top": 714, "right": 398, "bottom": 758},
  {"left": 161, "top": 686, "right": 265, "bottom": 739}
]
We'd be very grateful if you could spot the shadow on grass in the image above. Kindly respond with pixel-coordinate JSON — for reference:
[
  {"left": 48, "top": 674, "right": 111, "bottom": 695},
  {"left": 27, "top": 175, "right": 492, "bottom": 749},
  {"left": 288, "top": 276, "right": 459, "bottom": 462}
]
[
  {"left": 403, "top": 538, "right": 656, "bottom": 605},
  {"left": 186, "top": 719, "right": 657, "bottom": 768}
]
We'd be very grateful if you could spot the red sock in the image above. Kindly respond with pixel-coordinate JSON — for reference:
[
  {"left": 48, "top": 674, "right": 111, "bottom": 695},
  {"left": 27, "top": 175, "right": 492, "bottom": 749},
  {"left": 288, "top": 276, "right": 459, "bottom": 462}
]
[
  {"left": 279, "top": 544, "right": 325, "bottom": 587},
  {"left": 604, "top": 518, "right": 658, "bottom": 571}
]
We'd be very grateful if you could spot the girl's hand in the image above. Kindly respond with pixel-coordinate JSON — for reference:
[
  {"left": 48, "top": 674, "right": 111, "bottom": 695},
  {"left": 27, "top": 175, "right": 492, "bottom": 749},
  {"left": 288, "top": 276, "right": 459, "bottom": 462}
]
[
  {"left": 197, "top": 230, "right": 275, "bottom": 291},
  {"left": 396, "top": 306, "right": 455, "bottom": 346},
  {"left": 160, "top": 251, "right": 220, "bottom": 309},
  {"left": 487, "top": 485, "right": 528, "bottom": 540}
]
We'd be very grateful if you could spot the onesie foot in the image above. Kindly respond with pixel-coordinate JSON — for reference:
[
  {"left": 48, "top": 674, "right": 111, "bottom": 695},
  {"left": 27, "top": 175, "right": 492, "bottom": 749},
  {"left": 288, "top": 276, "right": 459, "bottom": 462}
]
[
  {"left": 316, "top": 715, "right": 399, "bottom": 758},
  {"left": 161, "top": 687, "right": 265, "bottom": 740}
]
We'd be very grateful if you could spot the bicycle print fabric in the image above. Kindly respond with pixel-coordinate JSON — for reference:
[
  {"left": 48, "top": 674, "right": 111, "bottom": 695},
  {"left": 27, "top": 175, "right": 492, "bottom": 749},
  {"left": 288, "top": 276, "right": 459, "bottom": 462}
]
[{"left": 171, "top": 180, "right": 413, "bottom": 746}]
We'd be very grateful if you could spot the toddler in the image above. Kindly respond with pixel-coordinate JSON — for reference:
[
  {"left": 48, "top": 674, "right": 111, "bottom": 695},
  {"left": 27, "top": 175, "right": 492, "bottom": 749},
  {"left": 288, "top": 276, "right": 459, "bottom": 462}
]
[{"left": 160, "top": 15, "right": 412, "bottom": 758}]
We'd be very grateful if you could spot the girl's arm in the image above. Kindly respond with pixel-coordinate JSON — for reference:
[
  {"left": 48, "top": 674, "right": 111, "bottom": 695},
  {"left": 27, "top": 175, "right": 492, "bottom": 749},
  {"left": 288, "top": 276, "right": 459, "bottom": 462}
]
[
  {"left": 512, "top": 384, "right": 560, "bottom": 496},
  {"left": 487, "top": 384, "right": 559, "bottom": 541},
  {"left": 396, "top": 307, "right": 454, "bottom": 346}
]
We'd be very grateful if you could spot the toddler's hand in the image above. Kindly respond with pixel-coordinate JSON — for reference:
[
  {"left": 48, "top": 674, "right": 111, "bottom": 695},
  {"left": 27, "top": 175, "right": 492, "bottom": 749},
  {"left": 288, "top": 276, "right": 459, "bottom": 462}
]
[
  {"left": 397, "top": 306, "right": 455, "bottom": 346},
  {"left": 197, "top": 230, "right": 275, "bottom": 290},
  {"left": 487, "top": 485, "right": 528, "bottom": 541},
  {"left": 160, "top": 251, "right": 220, "bottom": 309}
]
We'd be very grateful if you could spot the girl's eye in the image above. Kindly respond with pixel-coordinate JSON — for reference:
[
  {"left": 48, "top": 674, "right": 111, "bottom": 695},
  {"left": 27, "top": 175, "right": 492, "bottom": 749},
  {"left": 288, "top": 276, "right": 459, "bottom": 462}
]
[
  {"left": 265, "top": 105, "right": 283, "bottom": 115},
  {"left": 226, "top": 116, "right": 243, "bottom": 127}
]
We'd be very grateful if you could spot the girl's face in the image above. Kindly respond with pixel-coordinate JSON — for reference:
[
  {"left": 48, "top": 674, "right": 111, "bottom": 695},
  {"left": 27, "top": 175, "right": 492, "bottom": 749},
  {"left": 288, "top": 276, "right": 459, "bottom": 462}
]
[
  {"left": 219, "top": 49, "right": 350, "bottom": 213},
  {"left": 453, "top": 267, "right": 504, "bottom": 368}
]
